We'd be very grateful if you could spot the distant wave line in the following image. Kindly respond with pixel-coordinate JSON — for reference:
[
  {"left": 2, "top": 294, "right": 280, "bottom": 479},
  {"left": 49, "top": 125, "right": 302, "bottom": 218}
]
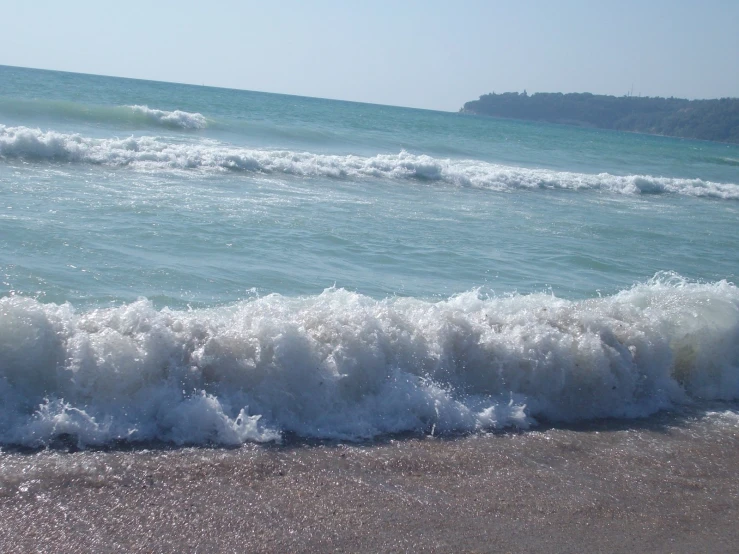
[
  {"left": 1, "top": 124, "right": 737, "bottom": 199},
  {"left": 0, "top": 98, "right": 208, "bottom": 130}
]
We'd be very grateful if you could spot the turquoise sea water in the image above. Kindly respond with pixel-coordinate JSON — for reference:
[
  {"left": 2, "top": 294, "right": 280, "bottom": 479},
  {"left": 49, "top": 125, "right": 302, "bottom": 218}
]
[{"left": 1, "top": 65, "right": 738, "bottom": 446}]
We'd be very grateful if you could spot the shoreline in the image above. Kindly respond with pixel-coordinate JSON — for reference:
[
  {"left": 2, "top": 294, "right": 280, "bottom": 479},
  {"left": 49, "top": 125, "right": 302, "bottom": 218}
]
[{"left": 2, "top": 409, "right": 737, "bottom": 553}]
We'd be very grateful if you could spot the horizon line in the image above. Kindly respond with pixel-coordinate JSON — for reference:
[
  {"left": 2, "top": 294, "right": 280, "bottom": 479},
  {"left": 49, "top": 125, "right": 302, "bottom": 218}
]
[{"left": 0, "top": 63, "right": 457, "bottom": 115}]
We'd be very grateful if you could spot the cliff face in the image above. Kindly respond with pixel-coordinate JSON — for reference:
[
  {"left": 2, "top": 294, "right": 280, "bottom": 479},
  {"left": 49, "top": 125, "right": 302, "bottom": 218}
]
[{"left": 461, "top": 92, "right": 739, "bottom": 143}]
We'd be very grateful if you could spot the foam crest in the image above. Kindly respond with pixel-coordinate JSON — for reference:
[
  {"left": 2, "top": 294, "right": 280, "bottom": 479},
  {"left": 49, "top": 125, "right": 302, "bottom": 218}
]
[
  {"left": 1, "top": 125, "right": 736, "bottom": 198},
  {"left": 1, "top": 274, "right": 737, "bottom": 447},
  {"left": 127, "top": 105, "right": 208, "bottom": 130}
]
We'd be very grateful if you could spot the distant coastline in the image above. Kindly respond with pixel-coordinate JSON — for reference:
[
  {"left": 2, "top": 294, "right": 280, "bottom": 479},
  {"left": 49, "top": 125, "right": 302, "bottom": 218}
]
[{"left": 461, "top": 92, "right": 739, "bottom": 144}]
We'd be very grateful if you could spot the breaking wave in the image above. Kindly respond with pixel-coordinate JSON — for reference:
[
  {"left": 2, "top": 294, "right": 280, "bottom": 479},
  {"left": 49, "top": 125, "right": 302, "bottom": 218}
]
[
  {"left": 126, "top": 105, "right": 207, "bottom": 130},
  {"left": 1, "top": 125, "right": 736, "bottom": 198},
  {"left": 0, "top": 99, "right": 208, "bottom": 130},
  {"left": 1, "top": 274, "right": 738, "bottom": 447}
]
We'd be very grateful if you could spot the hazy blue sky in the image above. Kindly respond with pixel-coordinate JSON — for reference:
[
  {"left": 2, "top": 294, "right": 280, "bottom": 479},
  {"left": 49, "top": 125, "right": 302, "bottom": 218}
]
[{"left": 2, "top": 0, "right": 738, "bottom": 111}]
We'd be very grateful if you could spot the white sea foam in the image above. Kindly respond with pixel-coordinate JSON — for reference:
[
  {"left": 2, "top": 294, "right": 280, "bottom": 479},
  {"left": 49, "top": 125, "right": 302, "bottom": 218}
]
[
  {"left": 126, "top": 105, "right": 208, "bottom": 130},
  {"left": 1, "top": 125, "right": 736, "bottom": 199},
  {"left": 703, "top": 409, "right": 739, "bottom": 427},
  {"left": 1, "top": 274, "right": 737, "bottom": 447}
]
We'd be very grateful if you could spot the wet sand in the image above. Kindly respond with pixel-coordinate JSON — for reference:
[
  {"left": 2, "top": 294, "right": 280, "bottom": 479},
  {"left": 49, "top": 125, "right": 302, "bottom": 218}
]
[{"left": 1, "top": 412, "right": 738, "bottom": 553}]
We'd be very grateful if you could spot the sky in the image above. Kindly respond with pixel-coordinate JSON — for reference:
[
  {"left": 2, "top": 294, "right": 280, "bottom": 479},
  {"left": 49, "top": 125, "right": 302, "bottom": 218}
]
[{"left": 2, "top": 0, "right": 738, "bottom": 111}]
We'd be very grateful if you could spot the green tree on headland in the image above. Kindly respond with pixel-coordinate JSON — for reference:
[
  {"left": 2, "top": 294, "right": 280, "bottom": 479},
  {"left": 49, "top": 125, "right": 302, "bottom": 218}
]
[{"left": 461, "top": 92, "right": 739, "bottom": 143}]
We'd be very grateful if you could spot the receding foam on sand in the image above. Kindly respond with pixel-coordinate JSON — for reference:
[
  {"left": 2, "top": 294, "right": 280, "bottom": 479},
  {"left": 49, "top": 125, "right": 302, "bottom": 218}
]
[{"left": 1, "top": 407, "right": 737, "bottom": 553}]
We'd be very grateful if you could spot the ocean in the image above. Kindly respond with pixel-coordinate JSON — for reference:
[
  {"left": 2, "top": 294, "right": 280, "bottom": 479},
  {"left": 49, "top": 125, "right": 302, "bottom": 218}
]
[
  {"left": 1, "top": 63, "right": 738, "bottom": 446},
  {"left": 1, "top": 65, "right": 738, "bottom": 551}
]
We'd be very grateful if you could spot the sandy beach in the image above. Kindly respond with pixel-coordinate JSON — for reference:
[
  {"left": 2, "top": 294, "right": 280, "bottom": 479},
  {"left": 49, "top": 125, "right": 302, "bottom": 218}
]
[{"left": 1, "top": 409, "right": 737, "bottom": 553}]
